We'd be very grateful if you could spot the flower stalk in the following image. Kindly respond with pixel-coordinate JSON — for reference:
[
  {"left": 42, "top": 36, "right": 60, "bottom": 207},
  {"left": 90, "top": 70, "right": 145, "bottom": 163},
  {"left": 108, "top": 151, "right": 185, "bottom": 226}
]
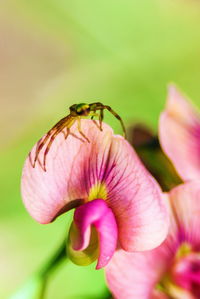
[{"left": 10, "top": 240, "right": 67, "bottom": 299}]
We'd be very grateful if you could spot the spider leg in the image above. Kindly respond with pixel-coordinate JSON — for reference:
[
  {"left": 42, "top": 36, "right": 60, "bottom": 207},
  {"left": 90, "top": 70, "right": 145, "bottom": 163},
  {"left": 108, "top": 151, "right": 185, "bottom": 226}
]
[
  {"left": 90, "top": 102, "right": 126, "bottom": 136},
  {"left": 33, "top": 115, "right": 75, "bottom": 169},
  {"left": 99, "top": 109, "right": 104, "bottom": 131},
  {"left": 91, "top": 118, "right": 100, "bottom": 130},
  {"left": 37, "top": 155, "right": 46, "bottom": 172},
  {"left": 69, "top": 132, "right": 85, "bottom": 143},
  {"left": 77, "top": 117, "right": 90, "bottom": 143},
  {"left": 62, "top": 127, "right": 70, "bottom": 139},
  {"left": 88, "top": 102, "right": 102, "bottom": 118},
  {"left": 90, "top": 110, "right": 99, "bottom": 121},
  {"left": 42, "top": 117, "right": 77, "bottom": 171},
  {"left": 28, "top": 152, "right": 34, "bottom": 168},
  {"left": 87, "top": 111, "right": 102, "bottom": 131},
  {"left": 33, "top": 129, "right": 55, "bottom": 168},
  {"left": 61, "top": 127, "right": 85, "bottom": 142},
  {"left": 90, "top": 109, "right": 103, "bottom": 131},
  {"left": 91, "top": 109, "right": 96, "bottom": 120},
  {"left": 43, "top": 127, "right": 65, "bottom": 172},
  {"left": 89, "top": 102, "right": 103, "bottom": 109},
  {"left": 103, "top": 105, "right": 127, "bottom": 138}
]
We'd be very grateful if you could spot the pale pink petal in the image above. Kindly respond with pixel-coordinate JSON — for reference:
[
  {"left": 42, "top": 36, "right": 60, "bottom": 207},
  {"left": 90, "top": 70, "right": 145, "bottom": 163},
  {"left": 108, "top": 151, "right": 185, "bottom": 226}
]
[
  {"left": 106, "top": 247, "right": 171, "bottom": 299},
  {"left": 69, "top": 199, "right": 118, "bottom": 269},
  {"left": 105, "top": 195, "right": 172, "bottom": 299},
  {"left": 69, "top": 135, "right": 169, "bottom": 251},
  {"left": 106, "top": 182, "right": 200, "bottom": 298},
  {"left": 159, "top": 85, "right": 200, "bottom": 181},
  {"left": 22, "top": 119, "right": 168, "bottom": 251},
  {"left": 169, "top": 181, "right": 200, "bottom": 247},
  {"left": 21, "top": 120, "right": 113, "bottom": 223}
]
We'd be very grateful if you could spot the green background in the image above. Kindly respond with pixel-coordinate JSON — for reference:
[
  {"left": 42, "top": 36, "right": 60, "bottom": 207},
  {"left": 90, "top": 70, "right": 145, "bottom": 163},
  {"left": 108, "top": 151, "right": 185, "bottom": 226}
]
[{"left": 1, "top": 0, "right": 200, "bottom": 298}]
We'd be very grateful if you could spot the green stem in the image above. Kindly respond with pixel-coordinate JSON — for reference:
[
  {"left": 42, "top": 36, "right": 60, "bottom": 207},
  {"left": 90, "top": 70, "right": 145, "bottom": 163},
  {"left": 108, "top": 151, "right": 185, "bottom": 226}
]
[
  {"left": 11, "top": 239, "right": 111, "bottom": 299},
  {"left": 38, "top": 240, "right": 67, "bottom": 279},
  {"left": 10, "top": 239, "right": 67, "bottom": 299},
  {"left": 38, "top": 239, "right": 67, "bottom": 298},
  {"left": 37, "top": 240, "right": 112, "bottom": 299}
]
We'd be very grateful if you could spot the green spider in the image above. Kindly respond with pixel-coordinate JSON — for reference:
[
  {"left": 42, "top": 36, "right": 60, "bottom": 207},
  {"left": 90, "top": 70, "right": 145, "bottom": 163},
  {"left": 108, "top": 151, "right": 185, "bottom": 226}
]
[{"left": 31, "top": 102, "right": 126, "bottom": 171}]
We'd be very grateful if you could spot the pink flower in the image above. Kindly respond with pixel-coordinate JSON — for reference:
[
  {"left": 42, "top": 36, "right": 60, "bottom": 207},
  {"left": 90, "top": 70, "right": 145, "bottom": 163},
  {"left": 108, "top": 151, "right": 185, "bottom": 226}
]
[
  {"left": 21, "top": 120, "right": 168, "bottom": 269},
  {"left": 106, "top": 181, "right": 200, "bottom": 298},
  {"left": 159, "top": 85, "right": 200, "bottom": 181}
]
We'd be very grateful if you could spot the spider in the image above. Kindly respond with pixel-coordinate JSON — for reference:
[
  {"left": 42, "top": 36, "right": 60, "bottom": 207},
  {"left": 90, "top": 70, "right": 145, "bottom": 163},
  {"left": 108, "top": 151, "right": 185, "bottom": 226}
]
[{"left": 30, "top": 102, "right": 126, "bottom": 172}]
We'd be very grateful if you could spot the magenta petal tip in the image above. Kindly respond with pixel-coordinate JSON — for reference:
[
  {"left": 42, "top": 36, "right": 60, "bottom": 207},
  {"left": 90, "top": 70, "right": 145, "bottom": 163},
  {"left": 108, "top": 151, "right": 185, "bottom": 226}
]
[{"left": 69, "top": 199, "right": 118, "bottom": 269}]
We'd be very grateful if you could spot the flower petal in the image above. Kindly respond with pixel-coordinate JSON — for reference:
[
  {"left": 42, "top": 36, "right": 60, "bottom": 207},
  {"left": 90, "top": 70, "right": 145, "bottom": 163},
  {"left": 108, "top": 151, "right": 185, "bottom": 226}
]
[
  {"left": 21, "top": 120, "right": 113, "bottom": 223},
  {"left": 159, "top": 85, "right": 200, "bottom": 181},
  {"left": 169, "top": 181, "right": 200, "bottom": 247},
  {"left": 106, "top": 247, "right": 170, "bottom": 299},
  {"left": 106, "top": 182, "right": 200, "bottom": 298},
  {"left": 105, "top": 195, "right": 171, "bottom": 299},
  {"left": 68, "top": 199, "right": 118, "bottom": 269},
  {"left": 67, "top": 223, "right": 99, "bottom": 267},
  {"left": 22, "top": 118, "right": 168, "bottom": 252},
  {"left": 68, "top": 133, "right": 169, "bottom": 251},
  {"left": 108, "top": 250, "right": 196, "bottom": 299}
]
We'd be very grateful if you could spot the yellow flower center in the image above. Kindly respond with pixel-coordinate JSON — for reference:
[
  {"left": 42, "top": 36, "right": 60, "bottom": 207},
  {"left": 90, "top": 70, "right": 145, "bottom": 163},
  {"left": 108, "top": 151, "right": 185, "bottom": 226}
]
[
  {"left": 156, "top": 242, "right": 195, "bottom": 298},
  {"left": 88, "top": 181, "right": 107, "bottom": 201},
  {"left": 175, "top": 242, "right": 192, "bottom": 259}
]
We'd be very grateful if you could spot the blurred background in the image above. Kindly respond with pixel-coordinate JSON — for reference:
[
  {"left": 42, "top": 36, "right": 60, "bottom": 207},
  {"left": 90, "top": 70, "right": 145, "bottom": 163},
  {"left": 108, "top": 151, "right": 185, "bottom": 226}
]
[{"left": 1, "top": 0, "right": 200, "bottom": 298}]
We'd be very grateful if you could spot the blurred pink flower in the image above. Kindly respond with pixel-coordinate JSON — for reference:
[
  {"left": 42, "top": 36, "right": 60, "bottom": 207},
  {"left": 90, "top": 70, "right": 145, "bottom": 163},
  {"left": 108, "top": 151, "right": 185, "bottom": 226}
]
[
  {"left": 106, "top": 181, "right": 200, "bottom": 298},
  {"left": 159, "top": 85, "right": 200, "bottom": 181},
  {"left": 21, "top": 120, "right": 168, "bottom": 269}
]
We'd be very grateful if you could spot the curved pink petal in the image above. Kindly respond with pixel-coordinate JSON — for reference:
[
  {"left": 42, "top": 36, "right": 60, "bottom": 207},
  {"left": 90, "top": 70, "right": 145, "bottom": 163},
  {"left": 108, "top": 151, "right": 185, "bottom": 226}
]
[
  {"left": 106, "top": 182, "right": 200, "bottom": 298},
  {"left": 159, "top": 85, "right": 200, "bottom": 181},
  {"left": 68, "top": 134, "right": 168, "bottom": 251},
  {"left": 21, "top": 120, "right": 113, "bottom": 223},
  {"left": 168, "top": 181, "right": 200, "bottom": 247},
  {"left": 106, "top": 247, "right": 170, "bottom": 299},
  {"left": 105, "top": 195, "right": 172, "bottom": 299},
  {"left": 69, "top": 199, "right": 118, "bottom": 269},
  {"left": 22, "top": 119, "right": 168, "bottom": 251}
]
